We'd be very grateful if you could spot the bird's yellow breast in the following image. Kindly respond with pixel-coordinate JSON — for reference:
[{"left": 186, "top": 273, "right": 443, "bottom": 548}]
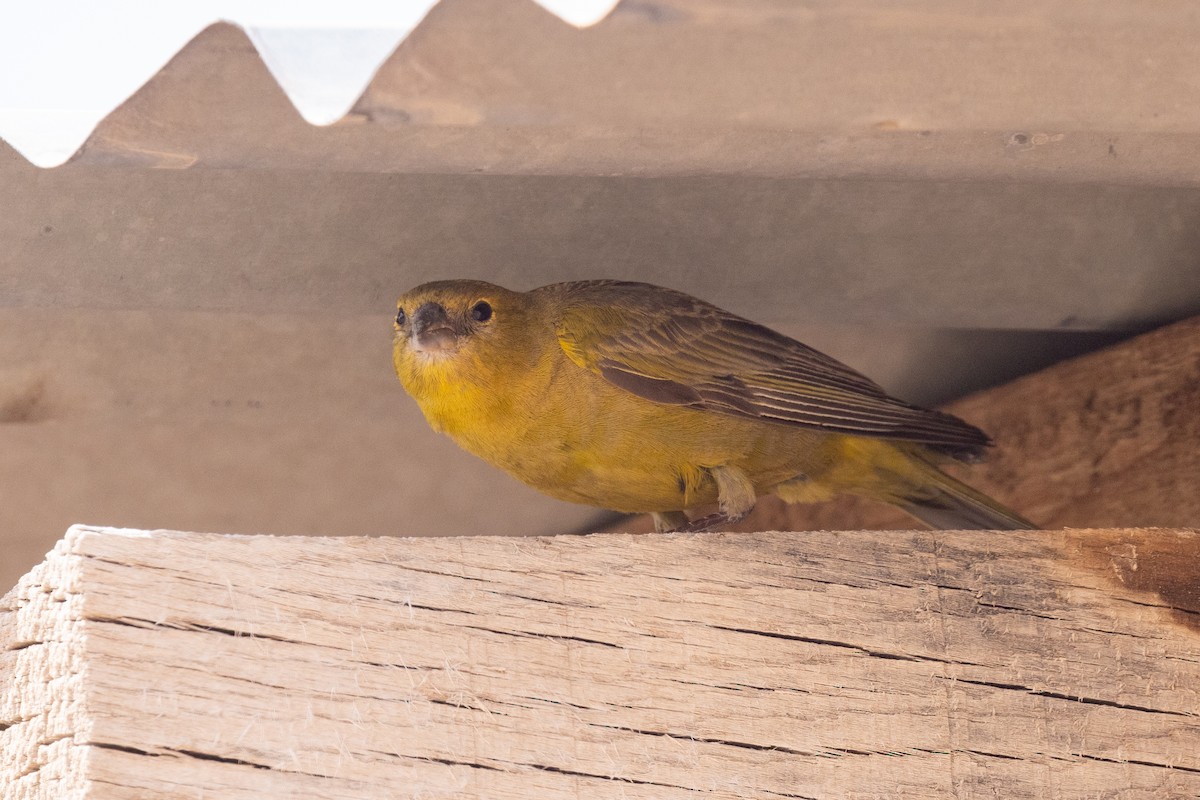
[{"left": 395, "top": 338, "right": 834, "bottom": 513}]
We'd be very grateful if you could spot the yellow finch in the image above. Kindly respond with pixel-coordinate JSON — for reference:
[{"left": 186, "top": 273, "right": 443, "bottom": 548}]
[{"left": 392, "top": 279, "right": 1033, "bottom": 532}]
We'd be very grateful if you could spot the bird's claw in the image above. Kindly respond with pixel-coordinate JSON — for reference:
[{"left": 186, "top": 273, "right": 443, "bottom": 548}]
[{"left": 672, "top": 512, "right": 737, "bottom": 533}]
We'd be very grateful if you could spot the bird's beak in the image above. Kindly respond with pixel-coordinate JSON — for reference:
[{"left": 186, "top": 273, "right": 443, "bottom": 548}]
[{"left": 411, "top": 302, "right": 459, "bottom": 353}]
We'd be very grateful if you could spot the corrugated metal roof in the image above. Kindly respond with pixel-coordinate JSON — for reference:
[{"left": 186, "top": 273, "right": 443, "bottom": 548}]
[
  {"left": 0, "top": 0, "right": 620, "bottom": 166},
  {"left": 3, "top": 0, "right": 1200, "bottom": 177}
]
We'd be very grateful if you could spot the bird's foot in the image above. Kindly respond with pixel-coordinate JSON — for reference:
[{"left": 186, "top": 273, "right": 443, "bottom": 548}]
[
  {"left": 652, "top": 510, "right": 690, "bottom": 533},
  {"left": 671, "top": 511, "right": 746, "bottom": 533},
  {"left": 656, "top": 465, "right": 757, "bottom": 533}
]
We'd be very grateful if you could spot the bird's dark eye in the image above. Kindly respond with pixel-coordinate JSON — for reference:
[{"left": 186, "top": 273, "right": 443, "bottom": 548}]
[
  {"left": 395, "top": 307, "right": 406, "bottom": 326},
  {"left": 470, "top": 301, "right": 493, "bottom": 323}
]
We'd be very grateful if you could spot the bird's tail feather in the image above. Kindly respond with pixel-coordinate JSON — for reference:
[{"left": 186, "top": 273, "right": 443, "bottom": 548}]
[{"left": 893, "top": 460, "right": 1035, "bottom": 531}]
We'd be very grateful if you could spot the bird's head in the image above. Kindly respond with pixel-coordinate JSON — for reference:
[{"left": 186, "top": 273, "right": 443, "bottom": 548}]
[{"left": 392, "top": 279, "right": 541, "bottom": 398}]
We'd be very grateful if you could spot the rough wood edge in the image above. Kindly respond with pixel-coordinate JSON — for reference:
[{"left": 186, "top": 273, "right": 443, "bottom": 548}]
[{"left": 4, "top": 525, "right": 1200, "bottom": 798}]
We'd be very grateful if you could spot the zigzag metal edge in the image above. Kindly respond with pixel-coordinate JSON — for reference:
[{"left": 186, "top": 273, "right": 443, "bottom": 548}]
[{"left": 0, "top": 0, "right": 620, "bottom": 168}]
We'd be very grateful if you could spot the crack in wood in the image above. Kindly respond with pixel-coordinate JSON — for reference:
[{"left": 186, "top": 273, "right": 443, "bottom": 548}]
[
  {"left": 947, "top": 677, "right": 1196, "bottom": 717},
  {"left": 963, "top": 748, "right": 1022, "bottom": 761},
  {"left": 9, "top": 760, "right": 44, "bottom": 781},
  {"left": 1113, "top": 594, "right": 1200, "bottom": 617},
  {"left": 93, "top": 740, "right": 382, "bottom": 782},
  {"left": 1051, "top": 753, "right": 1200, "bottom": 777},
  {"left": 1075, "top": 624, "right": 1163, "bottom": 640},
  {"left": 593, "top": 722, "right": 821, "bottom": 757},
  {"left": 145, "top": 655, "right": 461, "bottom": 709},
  {"left": 591, "top": 722, "right": 964, "bottom": 764},
  {"left": 486, "top": 589, "right": 600, "bottom": 609},
  {"left": 666, "top": 676, "right": 815, "bottom": 696},
  {"left": 710, "top": 624, "right": 983, "bottom": 666},
  {"left": 1072, "top": 751, "right": 1200, "bottom": 774},
  {"left": 415, "top": 735, "right": 746, "bottom": 790},
  {"left": 84, "top": 555, "right": 173, "bottom": 573},
  {"left": 519, "top": 761, "right": 696, "bottom": 791},
  {"left": 91, "top": 613, "right": 465, "bottom": 678},
  {"left": 356, "top": 657, "right": 452, "bottom": 672},
  {"left": 427, "top": 697, "right": 514, "bottom": 716},
  {"left": 912, "top": 746, "right": 1024, "bottom": 762},
  {"left": 972, "top": 600, "right": 1066, "bottom": 621},
  {"left": 824, "top": 746, "right": 876, "bottom": 756},
  {"left": 974, "top": 600, "right": 1168, "bottom": 639},
  {"left": 0, "top": 714, "right": 49, "bottom": 733},
  {"left": 89, "top": 614, "right": 309, "bottom": 645},
  {"left": 91, "top": 741, "right": 272, "bottom": 770},
  {"left": 460, "top": 623, "right": 621, "bottom": 649},
  {"left": 407, "top": 754, "right": 503, "bottom": 771},
  {"left": 795, "top": 574, "right": 919, "bottom": 591},
  {"left": 37, "top": 732, "right": 72, "bottom": 747},
  {"left": 172, "top": 747, "right": 273, "bottom": 770},
  {"left": 408, "top": 602, "right": 465, "bottom": 614},
  {"left": 409, "top": 603, "right": 621, "bottom": 647},
  {"left": 515, "top": 694, "right": 600, "bottom": 711},
  {"left": 389, "top": 563, "right": 497, "bottom": 585}
]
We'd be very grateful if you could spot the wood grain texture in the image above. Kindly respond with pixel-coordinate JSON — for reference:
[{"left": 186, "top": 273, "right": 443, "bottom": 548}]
[
  {"left": 3, "top": 525, "right": 1200, "bottom": 798},
  {"left": 615, "top": 314, "right": 1200, "bottom": 536}
]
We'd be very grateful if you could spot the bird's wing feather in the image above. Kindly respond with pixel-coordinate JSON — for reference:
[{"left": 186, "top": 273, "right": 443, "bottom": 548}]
[{"left": 548, "top": 281, "right": 989, "bottom": 457}]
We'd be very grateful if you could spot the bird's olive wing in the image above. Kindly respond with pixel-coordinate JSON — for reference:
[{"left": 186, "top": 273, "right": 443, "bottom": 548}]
[{"left": 551, "top": 281, "right": 989, "bottom": 458}]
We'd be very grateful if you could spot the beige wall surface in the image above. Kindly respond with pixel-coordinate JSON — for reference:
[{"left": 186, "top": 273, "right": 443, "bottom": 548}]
[{"left": 3, "top": 1, "right": 1199, "bottom": 589}]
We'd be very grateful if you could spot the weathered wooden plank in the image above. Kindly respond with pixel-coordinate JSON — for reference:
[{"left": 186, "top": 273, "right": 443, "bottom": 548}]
[{"left": 3, "top": 525, "right": 1198, "bottom": 798}]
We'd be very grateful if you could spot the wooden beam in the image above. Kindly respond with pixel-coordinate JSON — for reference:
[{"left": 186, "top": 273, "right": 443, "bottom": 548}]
[{"left": 3, "top": 525, "right": 1199, "bottom": 798}]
